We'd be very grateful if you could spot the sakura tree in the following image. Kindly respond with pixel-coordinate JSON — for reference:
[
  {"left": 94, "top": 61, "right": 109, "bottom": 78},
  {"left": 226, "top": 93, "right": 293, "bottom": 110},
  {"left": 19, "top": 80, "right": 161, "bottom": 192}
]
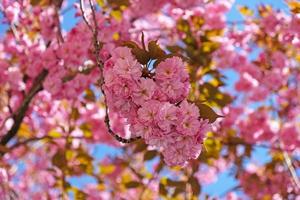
[{"left": 0, "top": 0, "right": 299, "bottom": 199}]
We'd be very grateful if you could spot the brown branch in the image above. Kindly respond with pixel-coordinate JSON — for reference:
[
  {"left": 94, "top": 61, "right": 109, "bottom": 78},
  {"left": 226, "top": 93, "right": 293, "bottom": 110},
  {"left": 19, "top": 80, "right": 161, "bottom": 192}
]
[
  {"left": 54, "top": 6, "right": 64, "bottom": 44},
  {"left": 0, "top": 135, "right": 86, "bottom": 154},
  {"left": 80, "top": 0, "right": 141, "bottom": 143},
  {"left": 219, "top": 185, "right": 241, "bottom": 197},
  {"left": 0, "top": 69, "right": 48, "bottom": 147},
  {"left": 222, "top": 140, "right": 285, "bottom": 151},
  {"left": 9, "top": 135, "right": 55, "bottom": 150},
  {"left": 282, "top": 147, "right": 300, "bottom": 192},
  {"left": 206, "top": 136, "right": 288, "bottom": 152},
  {"left": 79, "top": 0, "right": 93, "bottom": 31}
]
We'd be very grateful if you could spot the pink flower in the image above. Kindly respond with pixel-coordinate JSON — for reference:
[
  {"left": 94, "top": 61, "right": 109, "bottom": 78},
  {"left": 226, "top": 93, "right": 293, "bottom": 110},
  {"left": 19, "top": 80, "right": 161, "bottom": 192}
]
[
  {"left": 111, "top": 46, "right": 133, "bottom": 59},
  {"left": 177, "top": 117, "right": 200, "bottom": 136},
  {"left": 155, "top": 57, "right": 183, "bottom": 80},
  {"left": 162, "top": 136, "right": 202, "bottom": 166},
  {"left": 159, "top": 79, "right": 186, "bottom": 103},
  {"left": 130, "top": 122, "right": 152, "bottom": 138},
  {"left": 104, "top": 59, "right": 115, "bottom": 71},
  {"left": 113, "top": 58, "right": 142, "bottom": 80},
  {"left": 157, "top": 103, "right": 178, "bottom": 132},
  {"left": 162, "top": 144, "right": 187, "bottom": 166},
  {"left": 271, "top": 51, "right": 286, "bottom": 69},
  {"left": 102, "top": 47, "right": 208, "bottom": 166},
  {"left": 137, "top": 100, "right": 160, "bottom": 124},
  {"left": 195, "top": 167, "right": 217, "bottom": 185},
  {"left": 280, "top": 124, "right": 300, "bottom": 151},
  {"left": 145, "top": 127, "right": 169, "bottom": 147},
  {"left": 111, "top": 79, "right": 137, "bottom": 98},
  {"left": 132, "top": 78, "right": 156, "bottom": 105},
  {"left": 235, "top": 72, "right": 258, "bottom": 92},
  {"left": 178, "top": 100, "right": 199, "bottom": 119},
  {"left": 109, "top": 47, "right": 142, "bottom": 80}
]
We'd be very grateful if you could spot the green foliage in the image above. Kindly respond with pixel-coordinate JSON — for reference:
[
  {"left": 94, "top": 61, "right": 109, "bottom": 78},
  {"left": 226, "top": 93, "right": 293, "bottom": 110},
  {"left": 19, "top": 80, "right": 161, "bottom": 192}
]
[
  {"left": 196, "top": 103, "right": 222, "bottom": 123},
  {"left": 143, "top": 150, "right": 157, "bottom": 161},
  {"left": 124, "top": 181, "right": 142, "bottom": 188}
]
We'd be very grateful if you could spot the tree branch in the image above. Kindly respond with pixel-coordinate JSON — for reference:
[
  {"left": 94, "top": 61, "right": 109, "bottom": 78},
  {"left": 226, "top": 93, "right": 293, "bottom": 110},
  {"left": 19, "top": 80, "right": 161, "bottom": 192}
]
[
  {"left": 0, "top": 69, "right": 48, "bottom": 147},
  {"left": 79, "top": 0, "right": 93, "bottom": 31},
  {"left": 54, "top": 6, "right": 64, "bottom": 44},
  {"left": 283, "top": 149, "right": 300, "bottom": 192},
  {"left": 0, "top": 135, "right": 86, "bottom": 154}
]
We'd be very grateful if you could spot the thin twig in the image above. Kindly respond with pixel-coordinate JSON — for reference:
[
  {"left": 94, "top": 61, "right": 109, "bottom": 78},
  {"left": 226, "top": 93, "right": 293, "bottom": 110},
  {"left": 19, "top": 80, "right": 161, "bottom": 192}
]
[
  {"left": 282, "top": 146, "right": 300, "bottom": 192},
  {"left": 205, "top": 136, "right": 290, "bottom": 152},
  {"left": 269, "top": 95, "right": 300, "bottom": 192},
  {"left": 79, "top": 0, "right": 93, "bottom": 31},
  {"left": 54, "top": 6, "right": 64, "bottom": 44},
  {"left": 219, "top": 185, "right": 241, "bottom": 197},
  {"left": 0, "top": 135, "right": 85, "bottom": 153}
]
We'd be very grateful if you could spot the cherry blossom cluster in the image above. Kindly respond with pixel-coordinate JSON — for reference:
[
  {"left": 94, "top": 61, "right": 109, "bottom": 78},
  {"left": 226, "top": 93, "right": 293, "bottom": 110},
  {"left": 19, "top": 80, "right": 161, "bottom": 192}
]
[
  {"left": 103, "top": 46, "right": 209, "bottom": 166},
  {"left": 239, "top": 164, "right": 293, "bottom": 199}
]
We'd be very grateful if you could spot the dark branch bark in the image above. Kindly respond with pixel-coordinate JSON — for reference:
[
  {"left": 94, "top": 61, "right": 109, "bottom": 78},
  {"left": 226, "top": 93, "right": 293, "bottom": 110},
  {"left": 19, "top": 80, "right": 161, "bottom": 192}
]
[{"left": 0, "top": 69, "right": 48, "bottom": 146}]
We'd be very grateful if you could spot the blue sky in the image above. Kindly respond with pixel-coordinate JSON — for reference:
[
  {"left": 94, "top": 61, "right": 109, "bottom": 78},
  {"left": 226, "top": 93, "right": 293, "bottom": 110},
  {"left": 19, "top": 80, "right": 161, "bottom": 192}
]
[{"left": 0, "top": 0, "right": 290, "bottom": 198}]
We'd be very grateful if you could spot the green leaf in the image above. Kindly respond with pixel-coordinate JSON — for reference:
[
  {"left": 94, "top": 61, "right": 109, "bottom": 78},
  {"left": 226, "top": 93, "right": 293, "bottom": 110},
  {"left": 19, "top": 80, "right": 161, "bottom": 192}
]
[
  {"left": 79, "top": 123, "right": 92, "bottom": 138},
  {"left": 144, "top": 150, "right": 157, "bottom": 161},
  {"left": 74, "top": 188, "right": 87, "bottom": 200},
  {"left": 238, "top": 6, "right": 254, "bottom": 16},
  {"left": 71, "top": 107, "right": 80, "bottom": 120},
  {"left": 48, "top": 129, "right": 61, "bottom": 138},
  {"left": 201, "top": 41, "right": 219, "bottom": 54},
  {"left": 133, "top": 141, "right": 147, "bottom": 153},
  {"left": 84, "top": 89, "right": 96, "bottom": 102},
  {"left": 172, "top": 187, "right": 185, "bottom": 197},
  {"left": 166, "top": 45, "right": 184, "bottom": 54},
  {"left": 203, "top": 135, "right": 222, "bottom": 158},
  {"left": 96, "top": 0, "right": 105, "bottom": 7},
  {"left": 52, "top": 150, "right": 67, "bottom": 169},
  {"left": 131, "top": 47, "right": 150, "bottom": 65},
  {"left": 110, "top": 10, "right": 122, "bottom": 22},
  {"left": 30, "top": 0, "right": 56, "bottom": 6},
  {"left": 107, "top": 0, "right": 130, "bottom": 8},
  {"left": 288, "top": 1, "right": 300, "bottom": 14},
  {"left": 159, "top": 183, "right": 168, "bottom": 196},
  {"left": 166, "top": 179, "right": 185, "bottom": 189},
  {"left": 124, "top": 181, "right": 142, "bottom": 188},
  {"left": 30, "top": 0, "right": 41, "bottom": 5},
  {"left": 122, "top": 41, "right": 139, "bottom": 49},
  {"left": 148, "top": 40, "right": 166, "bottom": 59},
  {"left": 177, "top": 19, "right": 190, "bottom": 33},
  {"left": 196, "top": 103, "right": 222, "bottom": 123},
  {"left": 99, "top": 164, "right": 116, "bottom": 175}
]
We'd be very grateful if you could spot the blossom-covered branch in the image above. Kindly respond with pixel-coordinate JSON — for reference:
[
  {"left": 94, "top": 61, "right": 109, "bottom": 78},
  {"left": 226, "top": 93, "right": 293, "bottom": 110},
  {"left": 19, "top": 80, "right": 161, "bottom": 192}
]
[
  {"left": 0, "top": 69, "right": 48, "bottom": 147},
  {"left": 80, "top": 0, "right": 141, "bottom": 143}
]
